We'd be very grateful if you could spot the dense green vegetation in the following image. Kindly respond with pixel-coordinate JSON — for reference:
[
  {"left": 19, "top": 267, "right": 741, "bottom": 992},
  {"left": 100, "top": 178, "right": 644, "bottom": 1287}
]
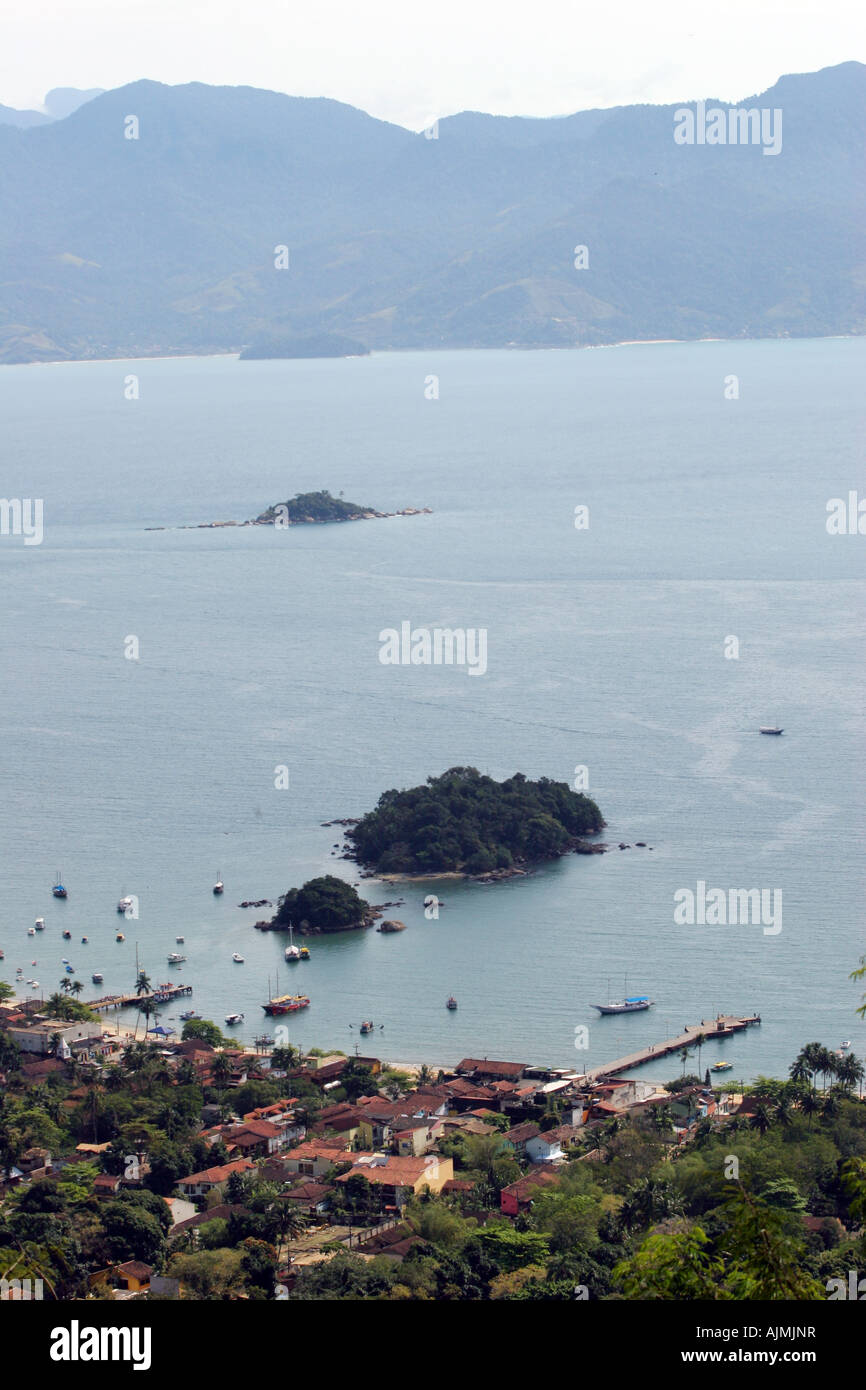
[
  {"left": 0, "top": 1011, "right": 864, "bottom": 1300},
  {"left": 255, "top": 490, "right": 376, "bottom": 524},
  {"left": 0, "top": 1037, "right": 324, "bottom": 1299},
  {"left": 347, "top": 767, "right": 604, "bottom": 874},
  {"left": 273, "top": 875, "right": 369, "bottom": 933},
  {"left": 291, "top": 1059, "right": 866, "bottom": 1301}
]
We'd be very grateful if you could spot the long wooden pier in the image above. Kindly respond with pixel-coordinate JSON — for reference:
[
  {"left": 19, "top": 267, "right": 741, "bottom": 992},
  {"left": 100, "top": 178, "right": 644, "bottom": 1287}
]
[
  {"left": 87, "top": 983, "right": 193, "bottom": 1011},
  {"left": 585, "top": 1013, "right": 761, "bottom": 1082}
]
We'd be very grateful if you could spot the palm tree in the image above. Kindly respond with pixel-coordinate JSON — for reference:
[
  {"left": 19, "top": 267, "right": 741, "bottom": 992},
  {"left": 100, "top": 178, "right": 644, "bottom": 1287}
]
[
  {"left": 819, "top": 1047, "right": 839, "bottom": 1092},
  {"left": 59, "top": 978, "right": 72, "bottom": 995},
  {"left": 800, "top": 1042, "right": 824, "bottom": 1089},
  {"left": 211, "top": 1053, "right": 233, "bottom": 1093},
  {"left": 417, "top": 1064, "right": 433, "bottom": 1086},
  {"left": 135, "top": 971, "right": 151, "bottom": 996},
  {"left": 749, "top": 1102, "right": 773, "bottom": 1135},
  {"left": 693, "top": 1032, "right": 706, "bottom": 1075},
  {"left": 800, "top": 1089, "right": 821, "bottom": 1127},
  {"left": 789, "top": 1054, "right": 811, "bottom": 1086},
  {"left": 70, "top": 980, "right": 84, "bottom": 998},
  {"left": 821, "top": 1090, "right": 841, "bottom": 1120}
]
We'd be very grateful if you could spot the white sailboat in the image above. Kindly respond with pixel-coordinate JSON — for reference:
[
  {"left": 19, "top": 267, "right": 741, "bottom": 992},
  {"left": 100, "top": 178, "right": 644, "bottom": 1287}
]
[
  {"left": 284, "top": 923, "right": 301, "bottom": 961},
  {"left": 592, "top": 975, "right": 654, "bottom": 1015}
]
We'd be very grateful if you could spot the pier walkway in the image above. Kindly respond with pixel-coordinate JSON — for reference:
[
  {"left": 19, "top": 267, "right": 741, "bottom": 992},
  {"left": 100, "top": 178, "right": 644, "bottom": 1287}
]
[
  {"left": 585, "top": 1013, "right": 761, "bottom": 1081},
  {"left": 87, "top": 983, "right": 193, "bottom": 1011}
]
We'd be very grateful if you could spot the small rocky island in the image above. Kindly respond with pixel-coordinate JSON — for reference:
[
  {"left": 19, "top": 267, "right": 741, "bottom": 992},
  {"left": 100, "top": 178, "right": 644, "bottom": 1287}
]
[
  {"left": 147, "top": 489, "right": 430, "bottom": 531},
  {"left": 343, "top": 766, "right": 607, "bottom": 879},
  {"left": 252, "top": 490, "right": 430, "bottom": 525},
  {"left": 255, "top": 874, "right": 377, "bottom": 935}
]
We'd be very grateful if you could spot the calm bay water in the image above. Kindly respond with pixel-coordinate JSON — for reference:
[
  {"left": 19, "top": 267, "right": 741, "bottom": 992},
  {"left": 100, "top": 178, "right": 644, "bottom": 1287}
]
[{"left": 0, "top": 340, "right": 863, "bottom": 1080}]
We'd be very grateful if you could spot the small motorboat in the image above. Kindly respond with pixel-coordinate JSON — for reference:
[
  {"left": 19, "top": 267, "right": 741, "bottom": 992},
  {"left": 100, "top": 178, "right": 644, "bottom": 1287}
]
[
  {"left": 359, "top": 1020, "right": 374, "bottom": 1034},
  {"left": 446, "top": 996, "right": 458, "bottom": 1010},
  {"left": 213, "top": 873, "right": 224, "bottom": 896},
  {"left": 92, "top": 972, "right": 104, "bottom": 984},
  {"left": 116, "top": 932, "right": 125, "bottom": 942},
  {"left": 62, "top": 930, "right": 72, "bottom": 940},
  {"left": 117, "top": 897, "right": 134, "bottom": 915},
  {"left": 167, "top": 952, "right": 186, "bottom": 964},
  {"left": 81, "top": 936, "right": 88, "bottom": 944},
  {"left": 759, "top": 727, "right": 784, "bottom": 735},
  {"left": 299, "top": 945, "right": 310, "bottom": 959},
  {"left": 176, "top": 936, "right": 185, "bottom": 944},
  {"left": 840, "top": 1040, "right": 851, "bottom": 1051},
  {"left": 179, "top": 1009, "right": 199, "bottom": 1022},
  {"left": 711, "top": 1061, "right": 733, "bottom": 1072},
  {"left": 27, "top": 927, "right": 36, "bottom": 936},
  {"left": 232, "top": 952, "right": 244, "bottom": 963},
  {"left": 61, "top": 957, "right": 69, "bottom": 964},
  {"left": 225, "top": 1012, "right": 244, "bottom": 1025},
  {"left": 65, "top": 964, "right": 74, "bottom": 974},
  {"left": 0, "top": 949, "right": 4, "bottom": 960},
  {"left": 34, "top": 918, "right": 45, "bottom": 931},
  {"left": 31, "top": 981, "right": 39, "bottom": 988}
]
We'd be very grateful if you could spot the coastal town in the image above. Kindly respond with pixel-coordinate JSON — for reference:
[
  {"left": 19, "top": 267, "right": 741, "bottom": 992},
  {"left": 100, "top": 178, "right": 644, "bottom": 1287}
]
[{"left": 1, "top": 984, "right": 863, "bottom": 1301}]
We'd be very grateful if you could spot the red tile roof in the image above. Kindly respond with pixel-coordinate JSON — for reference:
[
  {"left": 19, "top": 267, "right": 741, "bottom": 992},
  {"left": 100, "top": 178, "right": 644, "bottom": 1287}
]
[{"left": 177, "top": 1159, "right": 255, "bottom": 1187}]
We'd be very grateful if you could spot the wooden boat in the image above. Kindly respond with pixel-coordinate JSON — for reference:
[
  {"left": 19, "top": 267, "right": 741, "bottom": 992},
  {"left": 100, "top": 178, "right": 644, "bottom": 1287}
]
[
  {"left": 711, "top": 1061, "right": 733, "bottom": 1071},
  {"left": 262, "top": 993, "right": 310, "bottom": 1016},
  {"left": 759, "top": 727, "right": 784, "bottom": 735},
  {"left": 359, "top": 1020, "right": 374, "bottom": 1034},
  {"left": 225, "top": 1012, "right": 244, "bottom": 1025},
  {"left": 446, "top": 996, "right": 458, "bottom": 1010}
]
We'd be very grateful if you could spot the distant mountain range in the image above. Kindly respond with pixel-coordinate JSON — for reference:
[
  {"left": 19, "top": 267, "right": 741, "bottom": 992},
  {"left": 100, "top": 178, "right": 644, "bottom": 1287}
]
[
  {"left": 0, "top": 64, "right": 863, "bottom": 363},
  {"left": 0, "top": 87, "right": 104, "bottom": 129}
]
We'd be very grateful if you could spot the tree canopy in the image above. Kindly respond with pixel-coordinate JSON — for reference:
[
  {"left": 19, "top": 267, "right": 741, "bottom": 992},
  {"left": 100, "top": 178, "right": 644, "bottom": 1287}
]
[
  {"left": 347, "top": 766, "right": 603, "bottom": 874},
  {"left": 273, "top": 875, "right": 369, "bottom": 932}
]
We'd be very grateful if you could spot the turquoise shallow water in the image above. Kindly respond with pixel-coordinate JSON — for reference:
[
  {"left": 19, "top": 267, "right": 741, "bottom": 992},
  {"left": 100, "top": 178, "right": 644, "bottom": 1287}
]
[{"left": 0, "top": 340, "right": 863, "bottom": 1079}]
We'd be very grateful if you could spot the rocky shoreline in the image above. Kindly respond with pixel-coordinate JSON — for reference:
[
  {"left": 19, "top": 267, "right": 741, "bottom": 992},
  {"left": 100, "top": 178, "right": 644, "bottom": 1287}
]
[{"left": 145, "top": 508, "right": 431, "bottom": 532}]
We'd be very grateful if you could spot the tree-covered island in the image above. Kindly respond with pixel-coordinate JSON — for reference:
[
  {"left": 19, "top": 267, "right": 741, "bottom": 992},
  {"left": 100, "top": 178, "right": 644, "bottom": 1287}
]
[
  {"left": 254, "top": 490, "right": 379, "bottom": 524},
  {"left": 345, "top": 767, "right": 604, "bottom": 876},
  {"left": 268, "top": 875, "right": 373, "bottom": 934}
]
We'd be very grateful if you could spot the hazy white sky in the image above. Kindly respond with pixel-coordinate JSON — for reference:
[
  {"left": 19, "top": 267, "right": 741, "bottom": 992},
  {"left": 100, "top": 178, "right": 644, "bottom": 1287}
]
[{"left": 2, "top": 0, "right": 864, "bottom": 128}]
